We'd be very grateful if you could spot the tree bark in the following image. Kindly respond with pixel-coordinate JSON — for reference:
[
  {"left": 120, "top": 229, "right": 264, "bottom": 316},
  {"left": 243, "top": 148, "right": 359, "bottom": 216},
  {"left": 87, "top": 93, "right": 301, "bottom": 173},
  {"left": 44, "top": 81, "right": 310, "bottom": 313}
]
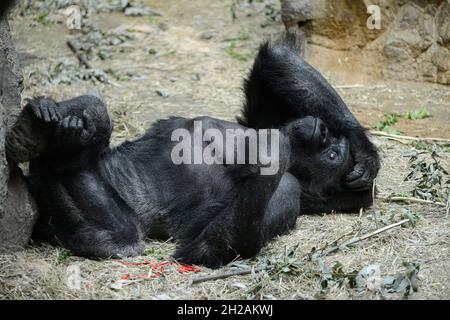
[{"left": 0, "top": 12, "right": 37, "bottom": 253}]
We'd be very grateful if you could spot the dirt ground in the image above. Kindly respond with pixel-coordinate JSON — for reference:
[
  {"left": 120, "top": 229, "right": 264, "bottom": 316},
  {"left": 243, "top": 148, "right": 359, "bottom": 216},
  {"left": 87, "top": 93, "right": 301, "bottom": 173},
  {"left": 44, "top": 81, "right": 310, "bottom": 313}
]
[{"left": 0, "top": 0, "right": 449, "bottom": 300}]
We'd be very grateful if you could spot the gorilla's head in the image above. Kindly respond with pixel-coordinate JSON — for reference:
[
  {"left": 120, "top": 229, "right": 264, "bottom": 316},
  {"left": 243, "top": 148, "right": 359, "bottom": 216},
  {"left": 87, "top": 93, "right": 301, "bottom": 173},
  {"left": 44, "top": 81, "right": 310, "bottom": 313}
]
[{"left": 284, "top": 116, "right": 353, "bottom": 198}]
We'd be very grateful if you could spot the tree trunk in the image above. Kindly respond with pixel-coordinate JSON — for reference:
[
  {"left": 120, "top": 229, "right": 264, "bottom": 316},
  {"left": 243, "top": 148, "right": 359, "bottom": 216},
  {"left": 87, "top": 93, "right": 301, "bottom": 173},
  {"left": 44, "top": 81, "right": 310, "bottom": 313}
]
[{"left": 0, "top": 12, "right": 37, "bottom": 253}]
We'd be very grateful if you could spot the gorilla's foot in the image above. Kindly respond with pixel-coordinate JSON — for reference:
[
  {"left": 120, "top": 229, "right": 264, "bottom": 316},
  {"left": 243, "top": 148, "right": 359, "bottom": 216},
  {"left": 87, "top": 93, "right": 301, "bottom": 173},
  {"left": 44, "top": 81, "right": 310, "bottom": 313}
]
[{"left": 6, "top": 98, "right": 61, "bottom": 163}]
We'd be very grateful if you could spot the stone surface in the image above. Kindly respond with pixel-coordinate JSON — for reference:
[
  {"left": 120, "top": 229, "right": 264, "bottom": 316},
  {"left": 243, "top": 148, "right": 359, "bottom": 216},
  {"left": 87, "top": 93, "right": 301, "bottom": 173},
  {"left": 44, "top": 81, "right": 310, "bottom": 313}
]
[
  {"left": 281, "top": 0, "right": 450, "bottom": 84},
  {"left": 280, "top": 0, "right": 315, "bottom": 25},
  {"left": 0, "top": 13, "right": 37, "bottom": 253}
]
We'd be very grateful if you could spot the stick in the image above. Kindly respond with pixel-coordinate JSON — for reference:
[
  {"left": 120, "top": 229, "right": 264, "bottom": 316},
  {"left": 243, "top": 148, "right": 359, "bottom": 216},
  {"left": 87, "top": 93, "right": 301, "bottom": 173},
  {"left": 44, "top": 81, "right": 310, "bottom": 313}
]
[
  {"left": 384, "top": 196, "right": 446, "bottom": 207},
  {"left": 112, "top": 65, "right": 167, "bottom": 72},
  {"left": 66, "top": 40, "right": 91, "bottom": 69},
  {"left": 66, "top": 40, "right": 123, "bottom": 87},
  {"left": 446, "top": 194, "right": 450, "bottom": 218},
  {"left": 321, "top": 219, "right": 410, "bottom": 256},
  {"left": 190, "top": 266, "right": 269, "bottom": 285},
  {"left": 334, "top": 84, "right": 385, "bottom": 89},
  {"left": 370, "top": 131, "right": 450, "bottom": 144},
  {"left": 190, "top": 219, "right": 411, "bottom": 285}
]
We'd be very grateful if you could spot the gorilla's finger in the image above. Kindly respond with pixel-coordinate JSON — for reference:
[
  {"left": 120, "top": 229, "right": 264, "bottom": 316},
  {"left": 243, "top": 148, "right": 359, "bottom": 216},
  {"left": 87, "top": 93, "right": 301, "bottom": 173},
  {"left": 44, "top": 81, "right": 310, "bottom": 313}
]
[
  {"left": 69, "top": 116, "right": 79, "bottom": 129},
  {"left": 76, "top": 118, "right": 83, "bottom": 129},
  {"left": 61, "top": 116, "right": 71, "bottom": 129},
  {"left": 49, "top": 106, "right": 62, "bottom": 122},
  {"left": 30, "top": 103, "right": 43, "bottom": 120},
  {"left": 345, "top": 163, "right": 365, "bottom": 182},
  {"left": 81, "top": 111, "right": 96, "bottom": 139},
  {"left": 82, "top": 111, "right": 93, "bottom": 128},
  {"left": 40, "top": 105, "right": 52, "bottom": 123},
  {"left": 346, "top": 170, "right": 372, "bottom": 190}
]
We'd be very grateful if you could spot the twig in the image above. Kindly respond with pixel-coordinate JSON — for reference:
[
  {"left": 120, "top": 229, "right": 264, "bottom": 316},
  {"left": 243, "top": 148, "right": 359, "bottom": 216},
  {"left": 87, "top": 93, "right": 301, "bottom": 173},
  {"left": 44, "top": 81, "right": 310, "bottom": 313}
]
[
  {"left": 190, "top": 266, "right": 269, "bottom": 285},
  {"left": 370, "top": 131, "right": 450, "bottom": 144},
  {"left": 334, "top": 84, "right": 385, "bottom": 89},
  {"left": 66, "top": 40, "right": 91, "bottom": 69},
  {"left": 112, "top": 65, "right": 167, "bottom": 72},
  {"left": 190, "top": 219, "right": 411, "bottom": 285},
  {"left": 446, "top": 194, "right": 449, "bottom": 218},
  {"left": 384, "top": 196, "right": 446, "bottom": 207},
  {"left": 66, "top": 40, "right": 123, "bottom": 87},
  {"left": 321, "top": 219, "right": 410, "bottom": 256}
]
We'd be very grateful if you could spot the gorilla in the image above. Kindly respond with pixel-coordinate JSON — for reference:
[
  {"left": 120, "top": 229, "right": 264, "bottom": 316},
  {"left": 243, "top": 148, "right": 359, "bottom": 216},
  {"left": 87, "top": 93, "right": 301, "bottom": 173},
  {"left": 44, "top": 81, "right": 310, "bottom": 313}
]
[{"left": 6, "top": 34, "right": 379, "bottom": 268}]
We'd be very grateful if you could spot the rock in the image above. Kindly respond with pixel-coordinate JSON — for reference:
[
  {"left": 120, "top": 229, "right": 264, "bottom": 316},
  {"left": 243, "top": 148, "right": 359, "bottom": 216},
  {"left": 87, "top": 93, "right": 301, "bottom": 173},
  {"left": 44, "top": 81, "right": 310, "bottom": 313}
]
[
  {"left": 199, "top": 31, "right": 216, "bottom": 40},
  {"left": 417, "top": 45, "right": 438, "bottom": 82},
  {"left": 431, "top": 46, "right": 450, "bottom": 84},
  {"left": 432, "top": 46, "right": 450, "bottom": 72},
  {"left": 0, "top": 14, "right": 37, "bottom": 253},
  {"left": 385, "top": 29, "right": 424, "bottom": 58},
  {"left": 418, "top": 14, "right": 436, "bottom": 48},
  {"left": 437, "top": 1, "right": 450, "bottom": 45},
  {"left": 0, "top": 168, "right": 37, "bottom": 252},
  {"left": 355, "top": 264, "right": 382, "bottom": 291},
  {"left": 397, "top": 2, "right": 422, "bottom": 29},
  {"left": 124, "top": 6, "right": 163, "bottom": 17},
  {"left": 280, "top": 0, "right": 314, "bottom": 26},
  {"left": 280, "top": 0, "right": 450, "bottom": 85},
  {"left": 156, "top": 90, "right": 170, "bottom": 98},
  {"left": 437, "top": 71, "right": 450, "bottom": 83}
]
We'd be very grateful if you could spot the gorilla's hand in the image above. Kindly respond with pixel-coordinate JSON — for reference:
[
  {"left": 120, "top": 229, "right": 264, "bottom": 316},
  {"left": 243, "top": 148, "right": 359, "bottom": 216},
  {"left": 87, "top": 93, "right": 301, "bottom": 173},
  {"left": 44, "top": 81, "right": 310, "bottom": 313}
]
[
  {"left": 27, "top": 98, "right": 62, "bottom": 123},
  {"left": 345, "top": 153, "right": 380, "bottom": 191},
  {"left": 55, "top": 111, "right": 96, "bottom": 147}
]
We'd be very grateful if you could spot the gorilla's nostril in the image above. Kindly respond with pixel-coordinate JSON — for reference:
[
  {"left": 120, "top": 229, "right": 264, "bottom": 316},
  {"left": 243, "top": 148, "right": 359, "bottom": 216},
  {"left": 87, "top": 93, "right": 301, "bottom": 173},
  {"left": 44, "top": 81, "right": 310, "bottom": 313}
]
[
  {"left": 319, "top": 123, "right": 326, "bottom": 133},
  {"left": 319, "top": 123, "right": 328, "bottom": 143}
]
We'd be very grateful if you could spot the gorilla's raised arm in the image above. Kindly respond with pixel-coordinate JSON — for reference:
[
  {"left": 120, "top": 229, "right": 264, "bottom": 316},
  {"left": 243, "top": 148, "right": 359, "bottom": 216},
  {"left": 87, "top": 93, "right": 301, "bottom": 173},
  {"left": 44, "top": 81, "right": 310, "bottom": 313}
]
[{"left": 237, "top": 32, "right": 379, "bottom": 191}]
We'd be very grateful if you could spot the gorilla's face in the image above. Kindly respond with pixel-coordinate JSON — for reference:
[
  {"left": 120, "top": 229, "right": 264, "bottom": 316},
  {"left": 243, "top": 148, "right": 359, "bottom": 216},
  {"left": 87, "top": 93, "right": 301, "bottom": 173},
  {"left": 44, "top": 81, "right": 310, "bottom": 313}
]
[{"left": 285, "top": 117, "right": 353, "bottom": 198}]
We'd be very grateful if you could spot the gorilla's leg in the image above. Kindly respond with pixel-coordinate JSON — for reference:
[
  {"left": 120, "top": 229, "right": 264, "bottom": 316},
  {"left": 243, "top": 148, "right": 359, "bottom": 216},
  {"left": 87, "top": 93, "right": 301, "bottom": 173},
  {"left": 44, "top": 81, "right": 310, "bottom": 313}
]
[
  {"left": 262, "top": 172, "right": 300, "bottom": 240},
  {"left": 5, "top": 98, "right": 59, "bottom": 164},
  {"left": 173, "top": 169, "right": 286, "bottom": 268},
  {"left": 174, "top": 135, "right": 290, "bottom": 268},
  {"left": 6, "top": 95, "right": 111, "bottom": 165},
  {"left": 7, "top": 95, "right": 142, "bottom": 258},
  {"left": 31, "top": 176, "right": 145, "bottom": 259}
]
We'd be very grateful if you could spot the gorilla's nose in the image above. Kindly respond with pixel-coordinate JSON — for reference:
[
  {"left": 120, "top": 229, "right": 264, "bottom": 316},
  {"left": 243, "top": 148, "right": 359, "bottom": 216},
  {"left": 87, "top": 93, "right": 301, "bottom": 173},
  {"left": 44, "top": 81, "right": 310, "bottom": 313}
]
[
  {"left": 315, "top": 119, "right": 328, "bottom": 146},
  {"left": 289, "top": 116, "right": 328, "bottom": 149}
]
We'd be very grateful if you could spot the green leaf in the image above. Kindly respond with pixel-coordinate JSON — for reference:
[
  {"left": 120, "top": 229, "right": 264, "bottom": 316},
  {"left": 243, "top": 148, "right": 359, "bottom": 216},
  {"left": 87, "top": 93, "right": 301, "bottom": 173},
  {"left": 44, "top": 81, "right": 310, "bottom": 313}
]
[{"left": 404, "top": 107, "right": 431, "bottom": 120}]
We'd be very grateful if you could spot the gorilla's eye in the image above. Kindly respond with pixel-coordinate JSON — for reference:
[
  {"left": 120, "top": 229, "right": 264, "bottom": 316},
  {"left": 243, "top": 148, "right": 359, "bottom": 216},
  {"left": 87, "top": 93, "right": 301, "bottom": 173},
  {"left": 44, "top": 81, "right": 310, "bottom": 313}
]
[{"left": 329, "top": 151, "right": 337, "bottom": 160}]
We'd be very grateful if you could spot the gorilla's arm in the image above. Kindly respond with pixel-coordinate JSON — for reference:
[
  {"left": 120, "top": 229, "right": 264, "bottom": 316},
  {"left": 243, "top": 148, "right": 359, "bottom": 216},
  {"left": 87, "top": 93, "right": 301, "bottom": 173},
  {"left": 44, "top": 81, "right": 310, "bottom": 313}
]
[
  {"left": 6, "top": 95, "right": 112, "bottom": 166},
  {"left": 262, "top": 172, "right": 300, "bottom": 240},
  {"left": 238, "top": 34, "right": 380, "bottom": 191}
]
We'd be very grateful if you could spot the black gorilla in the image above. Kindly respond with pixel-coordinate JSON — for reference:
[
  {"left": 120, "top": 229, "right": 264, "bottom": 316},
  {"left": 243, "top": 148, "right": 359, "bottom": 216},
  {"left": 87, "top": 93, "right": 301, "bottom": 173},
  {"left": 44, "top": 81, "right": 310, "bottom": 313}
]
[{"left": 6, "top": 35, "right": 379, "bottom": 268}]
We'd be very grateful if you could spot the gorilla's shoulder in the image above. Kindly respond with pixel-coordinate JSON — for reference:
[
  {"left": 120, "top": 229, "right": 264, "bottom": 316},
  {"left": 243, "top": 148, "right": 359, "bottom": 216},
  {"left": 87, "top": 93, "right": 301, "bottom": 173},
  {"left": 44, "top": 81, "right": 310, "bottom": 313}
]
[{"left": 146, "top": 116, "right": 190, "bottom": 136}]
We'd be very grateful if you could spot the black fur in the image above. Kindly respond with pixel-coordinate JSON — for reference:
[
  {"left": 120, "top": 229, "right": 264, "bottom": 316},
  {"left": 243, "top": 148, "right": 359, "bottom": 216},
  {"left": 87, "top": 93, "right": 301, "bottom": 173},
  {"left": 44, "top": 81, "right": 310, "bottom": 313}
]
[
  {"left": 238, "top": 31, "right": 380, "bottom": 198},
  {"left": 5, "top": 36, "right": 379, "bottom": 268},
  {"left": 0, "top": 0, "right": 17, "bottom": 17}
]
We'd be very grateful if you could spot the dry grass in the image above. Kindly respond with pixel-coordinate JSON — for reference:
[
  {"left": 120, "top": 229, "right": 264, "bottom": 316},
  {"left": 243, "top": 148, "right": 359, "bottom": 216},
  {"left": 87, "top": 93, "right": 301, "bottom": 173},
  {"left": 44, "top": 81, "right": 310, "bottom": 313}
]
[
  {"left": 1, "top": 140, "right": 449, "bottom": 300},
  {"left": 1, "top": 164, "right": 448, "bottom": 300},
  {"left": 1, "top": 0, "right": 449, "bottom": 300}
]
